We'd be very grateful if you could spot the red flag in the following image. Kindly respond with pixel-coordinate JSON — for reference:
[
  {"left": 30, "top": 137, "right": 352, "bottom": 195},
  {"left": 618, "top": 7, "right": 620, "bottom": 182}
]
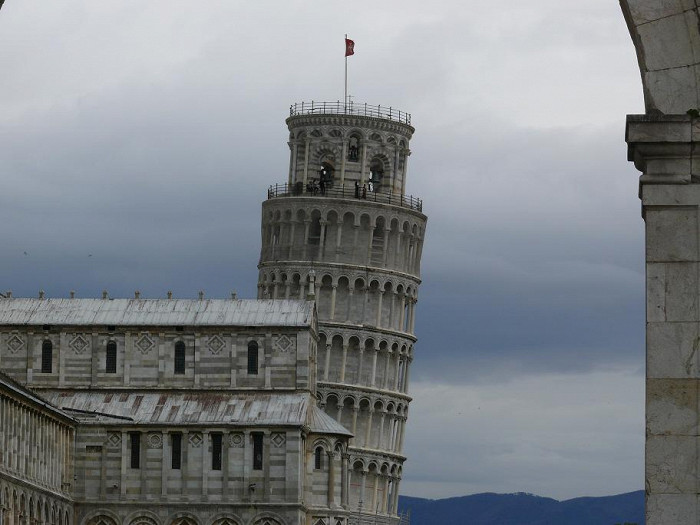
[{"left": 345, "top": 38, "right": 355, "bottom": 57}]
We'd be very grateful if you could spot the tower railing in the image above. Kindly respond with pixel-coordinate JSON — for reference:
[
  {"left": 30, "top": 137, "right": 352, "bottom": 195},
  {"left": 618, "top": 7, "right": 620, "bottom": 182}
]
[
  {"left": 266, "top": 183, "right": 423, "bottom": 212},
  {"left": 289, "top": 101, "right": 411, "bottom": 125}
]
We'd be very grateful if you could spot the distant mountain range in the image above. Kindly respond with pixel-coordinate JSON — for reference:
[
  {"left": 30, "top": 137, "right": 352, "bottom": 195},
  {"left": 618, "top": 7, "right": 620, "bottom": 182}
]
[{"left": 397, "top": 490, "right": 644, "bottom": 525}]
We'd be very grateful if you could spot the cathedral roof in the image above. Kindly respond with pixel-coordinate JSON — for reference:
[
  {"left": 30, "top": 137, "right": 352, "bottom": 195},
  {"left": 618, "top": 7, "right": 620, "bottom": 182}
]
[
  {"left": 0, "top": 371, "right": 76, "bottom": 423},
  {"left": 307, "top": 404, "right": 354, "bottom": 437},
  {"left": 39, "top": 390, "right": 350, "bottom": 435},
  {"left": 0, "top": 298, "right": 314, "bottom": 327}
]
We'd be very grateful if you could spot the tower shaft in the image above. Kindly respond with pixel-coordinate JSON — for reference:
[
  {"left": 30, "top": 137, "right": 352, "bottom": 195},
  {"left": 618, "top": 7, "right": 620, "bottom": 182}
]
[{"left": 259, "top": 102, "right": 426, "bottom": 522}]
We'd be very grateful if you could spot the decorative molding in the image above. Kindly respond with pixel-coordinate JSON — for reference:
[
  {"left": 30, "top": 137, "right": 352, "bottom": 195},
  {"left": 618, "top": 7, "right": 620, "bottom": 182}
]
[
  {"left": 135, "top": 333, "right": 155, "bottom": 354},
  {"left": 207, "top": 335, "right": 225, "bottom": 355},
  {"left": 271, "top": 433, "right": 286, "bottom": 448},
  {"left": 69, "top": 334, "right": 90, "bottom": 354},
  {"left": 273, "top": 334, "right": 294, "bottom": 353},
  {"left": 147, "top": 433, "right": 162, "bottom": 449},
  {"left": 107, "top": 433, "right": 121, "bottom": 448},
  {"left": 188, "top": 432, "right": 203, "bottom": 448},
  {"left": 7, "top": 334, "right": 24, "bottom": 354},
  {"left": 229, "top": 433, "right": 244, "bottom": 448}
]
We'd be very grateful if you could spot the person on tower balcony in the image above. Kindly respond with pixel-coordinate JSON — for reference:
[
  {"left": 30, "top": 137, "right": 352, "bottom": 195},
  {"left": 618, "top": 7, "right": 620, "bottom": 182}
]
[{"left": 355, "top": 181, "right": 360, "bottom": 198}]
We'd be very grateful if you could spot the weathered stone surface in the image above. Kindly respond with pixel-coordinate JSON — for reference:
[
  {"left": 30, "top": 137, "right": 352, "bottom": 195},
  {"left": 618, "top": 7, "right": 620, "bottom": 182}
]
[
  {"left": 647, "top": 379, "right": 699, "bottom": 435},
  {"left": 645, "top": 208, "right": 698, "bottom": 262},
  {"left": 647, "top": 322, "right": 700, "bottom": 378},
  {"left": 647, "top": 494, "right": 699, "bottom": 525},
  {"left": 646, "top": 435, "right": 698, "bottom": 493},
  {"left": 622, "top": 2, "right": 700, "bottom": 113}
]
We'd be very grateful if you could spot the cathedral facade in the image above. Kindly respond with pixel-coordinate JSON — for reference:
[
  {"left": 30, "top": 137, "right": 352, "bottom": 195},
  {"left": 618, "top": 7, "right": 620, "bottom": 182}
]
[{"left": 0, "top": 102, "right": 425, "bottom": 525}]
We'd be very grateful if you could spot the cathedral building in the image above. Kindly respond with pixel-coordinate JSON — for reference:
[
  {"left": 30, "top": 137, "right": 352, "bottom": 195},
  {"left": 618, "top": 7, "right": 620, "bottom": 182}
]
[{"left": 0, "top": 102, "right": 426, "bottom": 525}]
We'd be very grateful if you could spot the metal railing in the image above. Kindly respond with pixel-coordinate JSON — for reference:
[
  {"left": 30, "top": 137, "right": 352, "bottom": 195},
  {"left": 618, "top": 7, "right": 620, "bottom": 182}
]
[
  {"left": 289, "top": 101, "right": 411, "bottom": 125},
  {"left": 266, "top": 183, "right": 423, "bottom": 212}
]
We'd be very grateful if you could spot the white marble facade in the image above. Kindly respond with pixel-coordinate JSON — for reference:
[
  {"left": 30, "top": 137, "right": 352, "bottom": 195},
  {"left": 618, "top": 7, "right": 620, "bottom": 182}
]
[{"left": 0, "top": 299, "right": 352, "bottom": 525}]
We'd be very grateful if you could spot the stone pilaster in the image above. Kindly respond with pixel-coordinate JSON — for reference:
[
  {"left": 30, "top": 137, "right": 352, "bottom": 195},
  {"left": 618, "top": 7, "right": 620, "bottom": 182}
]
[{"left": 627, "top": 114, "right": 700, "bottom": 525}]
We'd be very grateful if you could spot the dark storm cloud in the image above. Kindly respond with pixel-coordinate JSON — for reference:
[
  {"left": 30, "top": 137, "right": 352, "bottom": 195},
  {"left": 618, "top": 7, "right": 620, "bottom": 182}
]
[{"left": 0, "top": 0, "right": 646, "bottom": 499}]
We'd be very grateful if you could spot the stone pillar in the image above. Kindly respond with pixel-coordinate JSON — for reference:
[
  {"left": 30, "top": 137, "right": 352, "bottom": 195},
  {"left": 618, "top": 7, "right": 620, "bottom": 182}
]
[
  {"left": 347, "top": 287, "right": 354, "bottom": 322},
  {"left": 340, "top": 142, "right": 347, "bottom": 185},
  {"left": 288, "top": 221, "right": 296, "bottom": 259},
  {"left": 289, "top": 141, "right": 297, "bottom": 185},
  {"left": 302, "top": 220, "right": 311, "bottom": 260},
  {"left": 182, "top": 430, "right": 189, "bottom": 497},
  {"left": 351, "top": 407, "right": 359, "bottom": 445},
  {"left": 360, "top": 143, "right": 368, "bottom": 185},
  {"left": 378, "top": 411, "right": 386, "bottom": 450},
  {"left": 324, "top": 344, "right": 331, "bottom": 382},
  {"left": 376, "top": 291, "right": 384, "bottom": 328},
  {"left": 341, "top": 453, "right": 349, "bottom": 509},
  {"left": 302, "top": 139, "right": 310, "bottom": 185},
  {"left": 340, "top": 343, "right": 348, "bottom": 383},
  {"left": 627, "top": 115, "right": 700, "bottom": 524},
  {"left": 364, "top": 409, "right": 374, "bottom": 448},
  {"left": 319, "top": 219, "right": 328, "bottom": 257},
  {"left": 202, "top": 431, "right": 209, "bottom": 498},
  {"left": 360, "top": 471, "right": 367, "bottom": 509},
  {"left": 327, "top": 450, "right": 336, "bottom": 508},
  {"left": 335, "top": 221, "right": 344, "bottom": 262},
  {"left": 383, "top": 350, "right": 392, "bottom": 390},
  {"left": 366, "top": 226, "right": 374, "bottom": 265},
  {"left": 370, "top": 347, "right": 379, "bottom": 388},
  {"left": 352, "top": 225, "right": 360, "bottom": 263},
  {"left": 120, "top": 430, "right": 127, "bottom": 498},
  {"left": 330, "top": 285, "right": 337, "bottom": 320}
]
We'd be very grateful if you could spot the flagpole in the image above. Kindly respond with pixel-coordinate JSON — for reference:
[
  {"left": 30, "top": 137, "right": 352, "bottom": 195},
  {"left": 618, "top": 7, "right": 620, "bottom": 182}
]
[{"left": 344, "top": 34, "right": 348, "bottom": 112}]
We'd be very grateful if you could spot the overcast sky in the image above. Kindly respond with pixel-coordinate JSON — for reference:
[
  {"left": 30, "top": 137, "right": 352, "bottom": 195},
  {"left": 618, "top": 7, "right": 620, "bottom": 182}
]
[{"left": 0, "top": 1, "right": 646, "bottom": 501}]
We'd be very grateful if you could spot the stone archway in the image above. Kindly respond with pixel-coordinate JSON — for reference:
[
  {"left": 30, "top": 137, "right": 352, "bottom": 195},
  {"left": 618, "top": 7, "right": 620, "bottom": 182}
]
[{"left": 620, "top": 3, "right": 700, "bottom": 524}]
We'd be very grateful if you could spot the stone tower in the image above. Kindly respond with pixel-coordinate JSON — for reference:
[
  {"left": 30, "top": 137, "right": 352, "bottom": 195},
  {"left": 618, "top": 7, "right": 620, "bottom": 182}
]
[{"left": 258, "top": 101, "right": 426, "bottom": 523}]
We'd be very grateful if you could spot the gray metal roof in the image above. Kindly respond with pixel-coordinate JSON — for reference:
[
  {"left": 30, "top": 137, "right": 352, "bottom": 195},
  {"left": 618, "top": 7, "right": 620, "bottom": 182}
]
[
  {"left": 38, "top": 391, "right": 349, "bottom": 436},
  {"left": 37, "top": 390, "right": 352, "bottom": 436},
  {"left": 0, "top": 372, "right": 76, "bottom": 423},
  {"left": 41, "top": 390, "right": 310, "bottom": 426},
  {"left": 0, "top": 299, "right": 313, "bottom": 327},
  {"left": 307, "top": 405, "right": 353, "bottom": 437}
]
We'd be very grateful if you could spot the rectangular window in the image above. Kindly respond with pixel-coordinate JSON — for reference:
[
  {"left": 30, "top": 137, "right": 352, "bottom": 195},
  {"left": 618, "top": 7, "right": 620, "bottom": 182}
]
[
  {"left": 174, "top": 342, "right": 186, "bottom": 375},
  {"left": 41, "top": 341, "right": 53, "bottom": 373},
  {"left": 252, "top": 432, "right": 263, "bottom": 470},
  {"left": 171, "top": 433, "right": 182, "bottom": 470},
  {"left": 212, "top": 433, "right": 222, "bottom": 471},
  {"left": 130, "top": 432, "right": 140, "bottom": 469}
]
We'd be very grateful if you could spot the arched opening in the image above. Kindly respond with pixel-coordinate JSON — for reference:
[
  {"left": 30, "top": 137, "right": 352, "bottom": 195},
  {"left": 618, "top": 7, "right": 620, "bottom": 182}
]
[
  {"left": 369, "top": 158, "right": 385, "bottom": 192},
  {"left": 314, "top": 446, "right": 324, "bottom": 470},
  {"left": 319, "top": 161, "right": 335, "bottom": 188},
  {"left": 106, "top": 341, "right": 117, "bottom": 373}
]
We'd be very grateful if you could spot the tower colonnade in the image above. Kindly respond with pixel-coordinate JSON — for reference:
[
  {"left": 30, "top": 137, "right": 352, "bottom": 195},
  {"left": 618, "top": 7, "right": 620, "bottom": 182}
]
[{"left": 259, "top": 103, "right": 426, "bottom": 524}]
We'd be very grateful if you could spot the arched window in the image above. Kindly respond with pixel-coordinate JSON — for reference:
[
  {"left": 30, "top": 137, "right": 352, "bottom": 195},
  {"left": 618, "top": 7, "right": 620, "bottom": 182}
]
[
  {"left": 174, "top": 341, "right": 185, "bottom": 374},
  {"left": 41, "top": 340, "right": 53, "bottom": 373},
  {"left": 314, "top": 446, "right": 324, "bottom": 470},
  {"left": 369, "top": 158, "right": 384, "bottom": 192},
  {"left": 247, "top": 341, "right": 259, "bottom": 375},
  {"left": 106, "top": 341, "right": 117, "bottom": 373}
]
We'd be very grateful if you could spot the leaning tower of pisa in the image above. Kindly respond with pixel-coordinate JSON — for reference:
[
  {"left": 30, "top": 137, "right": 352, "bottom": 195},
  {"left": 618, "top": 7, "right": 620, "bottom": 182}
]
[{"left": 258, "top": 101, "right": 426, "bottom": 523}]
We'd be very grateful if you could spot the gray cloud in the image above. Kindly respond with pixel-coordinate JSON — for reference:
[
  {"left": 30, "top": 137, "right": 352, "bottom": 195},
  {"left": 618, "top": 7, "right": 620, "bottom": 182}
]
[{"left": 0, "top": 0, "right": 646, "bottom": 499}]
